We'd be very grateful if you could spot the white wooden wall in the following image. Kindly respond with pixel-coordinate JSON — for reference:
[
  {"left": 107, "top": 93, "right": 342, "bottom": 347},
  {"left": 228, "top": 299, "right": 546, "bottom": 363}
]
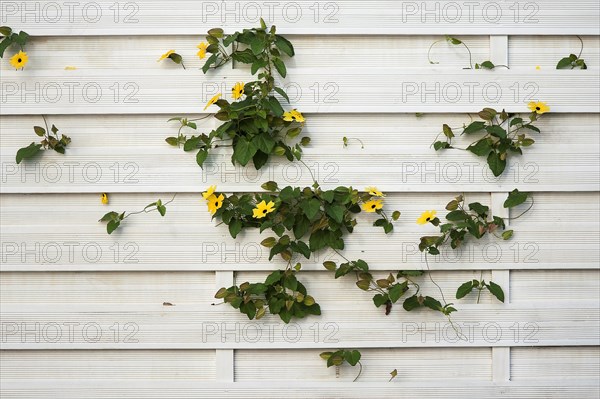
[{"left": 1, "top": 1, "right": 599, "bottom": 397}]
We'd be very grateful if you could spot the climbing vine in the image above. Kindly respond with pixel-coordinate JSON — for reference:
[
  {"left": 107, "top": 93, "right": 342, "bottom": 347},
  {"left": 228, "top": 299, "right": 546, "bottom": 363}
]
[
  {"left": 164, "top": 20, "right": 308, "bottom": 170},
  {"left": 432, "top": 105, "right": 547, "bottom": 176}
]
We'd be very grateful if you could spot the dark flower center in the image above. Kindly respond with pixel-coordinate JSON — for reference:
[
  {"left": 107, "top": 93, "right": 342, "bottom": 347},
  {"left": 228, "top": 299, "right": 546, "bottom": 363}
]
[
  {"left": 371, "top": 204, "right": 376, "bottom": 209},
  {"left": 18, "top": 58, "right": 22, "bottom": 62},
  {"left": 426, "top": 217, "right": 431, "bottom": 221},
  {"left": 536, "top": 107, "right": 540, "bottom": 110},
  {"left": 263, "top": 209, "right": 267, "bottom": 213}
]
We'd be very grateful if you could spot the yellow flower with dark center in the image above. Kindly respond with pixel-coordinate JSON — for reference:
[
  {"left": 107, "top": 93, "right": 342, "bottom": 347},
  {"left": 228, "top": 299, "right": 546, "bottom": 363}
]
[
  {"left": 204, "top": 93, "right": 221, "bottom": 110},
  {"left": 417, "top": 210, "right": 437, "bottom": 225},
  {"left": 527, "top": 101, "right": 550, "bottom": 114},
  {"left": 157, "top": 50, "right": 176, "bottom": 62},
  {"left": 283, "top": 109, "right": 305, "bottom": 123},
  {"left": 207, "top": 194, "right": 224, "bottom": 214},
  {"left": 232, "top": 82, "right": 245, "bottom": 100},
  {"left": 253, "top": 200, "right": 276, "bottom": 219},
  {"left": 101, "top": 193, "right": 109, "bottom": 205},
  {"left": 362, "top": 199, "right": 383, "bottom": 213},
  {"left": 196, "top": 42, "right": 208, "bottom": 59},
  {"left": 365, "top": 186, "right": 385, "bottom": 197},
  {"left": 9, "top": 51, "right": 28, "bottom": 69},
  {"left": 202, "top": 185, "right": 216, "bottom": 200}
]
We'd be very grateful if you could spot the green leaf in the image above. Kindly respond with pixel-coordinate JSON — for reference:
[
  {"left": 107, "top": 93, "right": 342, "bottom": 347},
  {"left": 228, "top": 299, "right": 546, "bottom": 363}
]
[
  {"left": 344, "top": 350, "right": 361, "bottom": 366},
  {"left": 15, "top": 143, "right": 42, "bottom": 164},
  {"left": 501, "top": 230, "right": 514, "bottom": 240},
  {"left": 301, "top": 198, "right": 321, "bottom": 220},
  {"left": 325, "top": 204, "right": 345, "bottom": 224},
  {"left": 388, "top": 283, "right": 407, "bottom": 303},
  {"left": 456, "top": 280, "right": 475, "bottom": 299},
  {"left": 208, "top": 28, "right": 224, "bottom": 38},
  {"left": 446, "top": 210, "right": 468, "bottom": 221},
  {"left": 467, "top": 139, "right": 492, "bottom": 156},
  {"left": 487, "top": 152, "right": 506, "bottom": 177},
  {"left": 468, "top": 202, "right": 489, "bottom": 216},
  {"left": 403, "top": 295, "right": 421, "bottom": 311},
  {"left": 275, "top": 35, "right": 295, "bottom": 57},
  {"left": 479, "top": 60, "right": 495, "bottom": 69},
  {"left": 274, "top": 86, "right": 290, "bottom": 103},
  {"left": 423, "top": 296, "right": 443, "bottom": 312},
  {"left": 0, "top": 26, "right": 12, "bottom": 37},
  {"left": 107, "top": 220, "right": 121, "bottom": 234},
  {"left": 463, "top": 121, "right": 487, "bottom": 134},
  {"left": 228, "top": 219, "right": 242, "bottom": 239},
  {"left": 33, "top": 126, "right": 46, "bottom": 137},
  {"left": 486, "top": 281, "right": 505, "bottom": 302},
  {"left": 446, "top": 36, "right": 462, "bottom": 45},
  {"left": 372, "top": 293, "right": 389, "bottom": 308},
  {"left": 202, "top": 53, "right": 218, "bottom": 73},
  {"left": 556, "top": 56, "right": 574, "bottom": 69},
  {"left": 486, "top": 125, "right": 507, "bottom": 139},
  {"left": 0, "top": 36, "right": 12, "bottom": 58},
  {"left": 272, "top": 58, "right": 287, "bottom": 77},
  {"left": 261, "top": 181, "right": 278, "bottom": 192},
  {"left": 264, "top": 270, "right": 282, "bottom": 286},
  {"left": 323, "top": 261, "right": 337, "bottom": 271},
  {"left": 442, "top": 124, "right": 454, "bottom": 138},
  {"left": 234, "top": 138, "right": 257, "bottom": 166},
  {"left": 196, "top": 149, "right": 208, "bottom": 167},
  {"left": 433, "top": 141, "right": 451, "bottom": 151},
  {"left": 254, "top": 133, "right": 276, "bottom": 154},
  {"left": 503, "top": 189, "right": 528, "bottom": 208},
  {"left": 250, "top": 37, "right": 265, "bottom": 55},
  {"left": 478, "top": 108, "right": 497, "bottom": 121}
]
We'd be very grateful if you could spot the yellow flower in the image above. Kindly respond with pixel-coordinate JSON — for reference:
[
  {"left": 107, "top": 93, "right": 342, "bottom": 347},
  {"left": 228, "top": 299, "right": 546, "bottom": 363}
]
[
  {"left": 362, "top": 199, "right": 383, "bottom": 213},
  {"left": 204, "top": 93, "right": 221, "bottom": 110},
  {"left": 232, "top": 82, "right": 245, "bottom": 100},
  {"left": 527, "top": 101, "right": 550, "bottom": 114},
  {"left": 101, "top": 193, "right": 109, "bottom": 205},
  {"left": 157, "top": 50, "right": 176, "bottom": 62},
  {"left": 283, "top": 109, "right": 305, "bottom": 123},
  {"left": 253, "top": 200, "right": 276, "bottom": 219},
  {"left": 417, "top": 210, "right": 437, "bottom": 225},
  {"left": 535, "top": 65, "right": 541, "bottom": 70},
  {"left": 196, "top": 42, "right": 208, "bottom": 59},
  {"left": 207, "top": 194, "right": 224, "bottom": 214},
  {"left": 9, "top": 51, "right": 28, "bottom": 69},
  {"left": 202, "top": 185, "right": 216, "bottom": 200},
  {"left": 365, "top": 186, "right": 385, "bottom": 197}
]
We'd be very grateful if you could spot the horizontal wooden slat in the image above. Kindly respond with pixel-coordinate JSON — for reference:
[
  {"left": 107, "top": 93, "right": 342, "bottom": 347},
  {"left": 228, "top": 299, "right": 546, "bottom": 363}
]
[
  {"left": 1, "top": 380, "right": 599, "bottom": 398},
  {"left": 1, "top": 69, "right": 599, "bottom": 115},
  {"left": 0, "top": 350, "right": 216, "bottom": 380},
  {"left": 509, "top": 36, "right": 600, "bottom": 69},
  {"left": 0, "top": 271, "right": 597, "bottom": 349},
  {"left": 0, "top": 35, "right": 490, "bottom": 71},
  {"left": 1, "top": 192, "right": 598, "bottom": 271},
  {"left": 510, "top": 270, "right": 600, "bottom": 303},
  {"left": 1, "top": 113, "right": 598, "bottom": 193},
  {"left": 236, "top": 348, "right": 491, "bottom": 381},
  {"left": 511, "top": 347, "right": 600, "bottom": 380},
  {"left": 2, "top": 0, "right": 599, "bottom": 35}
]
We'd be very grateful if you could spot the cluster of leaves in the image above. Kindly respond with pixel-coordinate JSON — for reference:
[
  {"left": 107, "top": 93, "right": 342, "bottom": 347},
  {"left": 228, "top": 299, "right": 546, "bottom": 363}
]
[
  {"left": 429, "top": 36, "right": 507, "bottom": 70},
  {"left": 166, "top": 20, "right": 308, "bottom": 170},
  {"left": 0, "top": 26, "right": 28, "bottom": 58},
  {"left": 16, "top": 122, "right": 71, "bottom": 164},
  {"left": 433, "top": 108, "right": 541, "bottom": 176},
  {"left": 456, "top": 278, "right": 504, "bottom": 303},
  {"left": 214, "top": 268, "right": 320, "bottom": 323},
  {"left": 419, "top": 190, "right": 529, "bottom": 255},
  {"left": 215, "top": 181, "right": 397, "bottom": 247},
  {"left": 210, "top": 182, "right": 399, "bottom": 322},
  {"left": 556, "top": 36, "right": 587, "bottom": 70},
  {"left": 319, "top": 349, "right": 363, "bottom": 381},
  {"left": 99, "top": 197, "right": 172, "bottom": 234},
  {"left": 324, "top": 259, "right": 456, "bottom": 316}
]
